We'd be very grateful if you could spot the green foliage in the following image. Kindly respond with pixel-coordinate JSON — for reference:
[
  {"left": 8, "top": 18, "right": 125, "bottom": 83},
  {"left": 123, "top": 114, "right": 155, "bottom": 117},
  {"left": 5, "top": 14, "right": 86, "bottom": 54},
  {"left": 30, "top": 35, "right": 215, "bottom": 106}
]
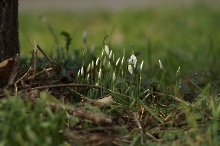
[
  {"left": 14, "top": 3, "right": 220, "bottom": 145},
  {"left": 60, "top": 31, "right": 72, "bottom": 52},
  {"left": 0, "top": 96, "right": 66, "bottom": 146}
]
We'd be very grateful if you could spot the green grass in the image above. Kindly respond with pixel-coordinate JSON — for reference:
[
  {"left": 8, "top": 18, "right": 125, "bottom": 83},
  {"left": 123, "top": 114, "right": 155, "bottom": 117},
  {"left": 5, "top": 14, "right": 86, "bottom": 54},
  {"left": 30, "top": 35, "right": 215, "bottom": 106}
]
[
  {"left": 2, "top": 2, "right": 219, "bottom": 145},
  {"left": 19, "top": 4, "right": 220, "bottom": 72}
]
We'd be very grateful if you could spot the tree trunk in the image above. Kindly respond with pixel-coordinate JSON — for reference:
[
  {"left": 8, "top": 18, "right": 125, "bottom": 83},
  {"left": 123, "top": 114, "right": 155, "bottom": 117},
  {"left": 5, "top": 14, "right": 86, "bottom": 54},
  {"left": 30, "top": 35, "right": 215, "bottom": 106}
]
[{"left": 0, "top": 0, "right": 19, "bottom": 87}]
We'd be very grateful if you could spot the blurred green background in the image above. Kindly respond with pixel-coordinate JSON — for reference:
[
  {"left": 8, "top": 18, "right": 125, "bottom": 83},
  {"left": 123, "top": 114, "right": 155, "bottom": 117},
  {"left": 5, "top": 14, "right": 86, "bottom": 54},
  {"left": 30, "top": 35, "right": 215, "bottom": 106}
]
[{"left": 19, "top": 1, "right": 220, "bottom": 75}]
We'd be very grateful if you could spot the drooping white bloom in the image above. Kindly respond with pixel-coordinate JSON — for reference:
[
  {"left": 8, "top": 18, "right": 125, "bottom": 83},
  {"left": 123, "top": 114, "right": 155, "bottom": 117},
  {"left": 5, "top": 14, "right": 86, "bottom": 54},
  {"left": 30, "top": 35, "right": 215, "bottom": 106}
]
[
  {"left": 109, "top": 50, "right": 113, "bottom": 60},
  {"left": 140, "top": 61, "right": 144, "bottom": 71},
  {"left": 176, "top": 67, "right": 181, "bottom": 77},
  {"left": 103, "top": 56, "right": 106, "bottom": 65},
  {"left": 101, "top": 50, "right": 104, "bottom": 58},
  {"left": 91, "top": 60, "right": 94, "bottom": 70},
  {"left": 107, "top": 61, "right": 111, "bottom": 69},
  {"left": 116, "top": 58, "right": 120, "bottom": 66},
  {"left": 90, "top": 44, "right": 95, "bottom": 53},
  {"left": 104, "top": 45, "right": 109, "bottom": 55},
  {"left": 112, "top": 72, "right": 116, "bottom": 82},
  {"left": 86, "top": 73, "right": 90, "bottom": 80},
  {"left": 159, "top": 60, "right": 163, "bottom": 70},
  {"left": 87, "top": 63, "right": 91, "bottom": 72},
  {"left": 77, "top": 70, "right": 81, "bottom": 78},
  {"left": 83, "top": 31, "right": 87, "bottom": 39},
  {"left": 121, "top": 57, "right": 124, "bottom": 66},
  {"left": 112, "top": 54, "right": 115, "bottom": 62},
  {"left": 98, "top": 69, "right": 102, "bottom": 80},
  {"left": 81, "top": 66, "right": 84, "bottom": 76},
  {"left": 128, "top": 55, "right": 137, "bottom": 65},
  {"left": 128, "top": 65, "right": 133, "bottom": 74},
  {"left": 96, "top": 58, "right": 100, "bottom": 66}
]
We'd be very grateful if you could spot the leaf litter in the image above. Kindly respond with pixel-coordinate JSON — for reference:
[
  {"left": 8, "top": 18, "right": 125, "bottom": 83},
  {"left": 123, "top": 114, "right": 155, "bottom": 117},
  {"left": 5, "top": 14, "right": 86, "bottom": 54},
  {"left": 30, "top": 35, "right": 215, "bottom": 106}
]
[{"left": 0, "top": 41, "right": 219, "bottom": 145}]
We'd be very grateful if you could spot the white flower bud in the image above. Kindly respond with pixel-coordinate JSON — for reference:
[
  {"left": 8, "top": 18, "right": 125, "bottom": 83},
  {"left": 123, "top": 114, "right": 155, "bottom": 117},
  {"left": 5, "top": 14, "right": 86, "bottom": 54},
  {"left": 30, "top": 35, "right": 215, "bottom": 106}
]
[
  {"left": 107, "top": 61, "right": 111, "bottom": 69},
  {"left": 116, "top": 58, "right": 120, "bottom": 66},
  {"left": 91, "top": 60, "right": 94, "bottom": 70},
  {"left": 82, "top": 31, "right": 87, "bottom": 43},
  {"left": 112, "top": 54, "right": 115, "bottom": 62},
  {"left": 176, "top": 67, "right": 181, "bottom": 77},
  {"left": 159, "top": 60, "right": 163, "bottom": 70},
  {"left": 109, "top": 50, "right": 113, "bottom": 60},
  {"left": 87, "top": 63, "right": 91, "bottom": 72},
  {"left": 128, "top": 65, "right": 133, "bottom": 74},
  {"left": 90, "top": 44, "right": 95, "bottom": 53},
  {"left": 96, "top": 58, "right": 100, "bottom": 66},
  {"left": 86, "top": 73, "right": 90, "bottom": 80},
  {"left": 104, "top": 45, "right": 109, "bottom": 55},
  {"left": 101, "top": 50, "right": 104, "bottom": 58},
  {"left": 103, "top": 56, "right": 106, "bottom": 65},
  {"left": 77, "top": 70, "right": 81, "bottom": 77},
  {"left": 81, "top": 66, "right": 84, "bottom": 76},
  {"left": 140, "top": 61, "right": 144, "bottom": 71},
  {"left": 98, "top": 69, "right": 102, "bottom": 80},
  {"left": 112, "top": 72, "right": 116, "bottom": 82},
  {"left": 121, "top": 57, "right": 124, "bottom": 67}
]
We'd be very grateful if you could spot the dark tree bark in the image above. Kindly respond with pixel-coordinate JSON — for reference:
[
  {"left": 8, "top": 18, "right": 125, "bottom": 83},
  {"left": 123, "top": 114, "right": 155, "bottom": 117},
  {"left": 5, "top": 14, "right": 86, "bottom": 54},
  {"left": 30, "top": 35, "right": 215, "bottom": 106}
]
[{"left": 0, "top": 0, "right": 19, "bottom": 87}]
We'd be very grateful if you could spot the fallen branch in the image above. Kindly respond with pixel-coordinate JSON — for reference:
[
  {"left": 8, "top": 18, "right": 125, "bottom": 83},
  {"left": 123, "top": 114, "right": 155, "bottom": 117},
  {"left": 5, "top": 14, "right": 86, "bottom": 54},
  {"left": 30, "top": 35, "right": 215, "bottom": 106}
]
[
  {"left": 49, "top": 102, "right": 112, "bottom": 125},
  {"left": 30, "top": 83, "right": 103, "bottom": 90}
]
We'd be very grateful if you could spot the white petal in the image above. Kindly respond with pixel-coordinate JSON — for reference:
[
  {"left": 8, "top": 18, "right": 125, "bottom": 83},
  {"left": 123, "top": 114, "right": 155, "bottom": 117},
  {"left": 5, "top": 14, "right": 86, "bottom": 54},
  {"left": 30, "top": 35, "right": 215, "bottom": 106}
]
[
  {"left": 128, "top": 55, "right": 137, "bottom": 65},
  {"left": 159, "top": 60, "right": 163, "bottom": 70},
  {"left": 81, "top": 66, "right": 84, "bottom": 76},
  {"left": 128, "top": 65, "right": 133, "bottom": 74},
  {"left": 98, "top": 69, "right": 102, "bottom": 80},
  {"left": 87, "top": 63, "right": 91, "bottom": 72},
  {"left": 116, "top": 58, "right": 120, "bottom": 66},
  {"left": 140, "top": 61, "right": 144, "bottom": 71},
  {"left": 105, "top": 45, "right": 109, "bottom": 55},
  {"left": 112, "top": 72, "right": 116, "bottom": 82},
  {"left": 109, "top": 50, "right": 113, "bottom": 60},
  {"left": 96, "top": 58, "right": 100, "bottom": 66}
]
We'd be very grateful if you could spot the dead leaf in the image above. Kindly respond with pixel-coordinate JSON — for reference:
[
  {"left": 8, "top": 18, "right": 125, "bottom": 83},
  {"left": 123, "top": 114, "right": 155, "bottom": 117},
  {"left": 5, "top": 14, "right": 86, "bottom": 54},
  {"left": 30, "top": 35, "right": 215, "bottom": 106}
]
[
  {"left": 72, "top": 106, "right": 112, "bottom": 125},
  {"left": 96, "top": 94, "right": 115, "bottom": 105},
  {"left": 0, "top": 57, "right": 14, "bottom": 77},
  {"left": 8, "top": 54, "right": 20, "bottom": 84}
]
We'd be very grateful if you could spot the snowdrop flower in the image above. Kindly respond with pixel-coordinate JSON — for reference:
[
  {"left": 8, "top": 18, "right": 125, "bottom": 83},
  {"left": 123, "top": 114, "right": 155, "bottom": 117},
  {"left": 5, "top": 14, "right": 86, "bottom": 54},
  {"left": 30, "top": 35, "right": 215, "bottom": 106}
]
[
  {"left": 91, "top": 60, "right": 94, "bottom": 70},
  {"left": 98, "top": 69, "right": 102, "bottom": 80},
  {"left": 112, "top": 54, "right": 115, "bottom": 62},
  {"left": 140, "top": 61, "right": 144, "bottom": 71},
  {"left": 103, "top": 56, "right": 106, "bottom": 65},
  {"left": 109, "top": 50, "right": 113, "bottom": 60},
  {"left": 128, "top": 55, "right": 137, "bottom": 65},
  {"left": 82, "top": 31, "right": 87, "bottom": 44},
  {"left": 80, "top": 66, "right": 84, "bottom": 76},
  {"left": 112, "top": 72, "right": 116, "bottom": 82},
  {"left": 90, "top": 44, "right": 95, "bottom": 53},
  {"left": 159, "top": 60, "right": 163, "bottom": 70},
  {"left": 107, "top": 61, "right": 111, "bottom": 69},
  {"left": 104, "top": 45, "right": 109, "bottom": 55},
  {"left": 116, "top": 58, "right": 120, "bottom": 66},
  {"left": 101, "top": 50, "right": 104, "bottom": 58},
  {"left": 86, "top": 73, "right": 90, "bottom": 80},
  {"left": 128, "top": 65, "right": 133, "bottom": 74},
  {"left": 77, "top": 70, "right": 81, "bottom": 77},
  {"left": 176, "top": 67, "right": 180, "bottom": 77},
  {"left": 96, "top": 58, "right": 100, "bottom": 66},
  {"left": 121, "top": 57, "right": 124, "bottom": 66}
]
